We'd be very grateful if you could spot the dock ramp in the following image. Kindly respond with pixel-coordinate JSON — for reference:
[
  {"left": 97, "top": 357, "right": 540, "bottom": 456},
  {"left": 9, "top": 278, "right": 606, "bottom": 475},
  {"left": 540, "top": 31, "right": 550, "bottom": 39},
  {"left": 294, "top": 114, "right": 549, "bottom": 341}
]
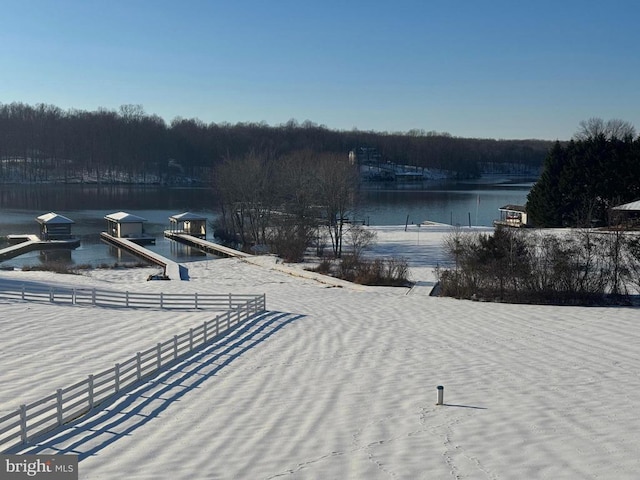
[
  {"left": 100, "top": 233, "right": 188, "bottom": 280},
  {"left": 164, "top": 232, "right": 250, "bottom": 258}
]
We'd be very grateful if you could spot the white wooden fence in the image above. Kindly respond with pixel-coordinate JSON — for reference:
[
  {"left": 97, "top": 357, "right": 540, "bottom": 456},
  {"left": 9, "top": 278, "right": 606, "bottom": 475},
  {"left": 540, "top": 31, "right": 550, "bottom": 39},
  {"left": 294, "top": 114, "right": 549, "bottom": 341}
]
[
  {"left": 0, "top": 293, "right": 266, "bottom": 452},
  {"left": 0, "top": 283, "right": 258, "bottom": 310}
]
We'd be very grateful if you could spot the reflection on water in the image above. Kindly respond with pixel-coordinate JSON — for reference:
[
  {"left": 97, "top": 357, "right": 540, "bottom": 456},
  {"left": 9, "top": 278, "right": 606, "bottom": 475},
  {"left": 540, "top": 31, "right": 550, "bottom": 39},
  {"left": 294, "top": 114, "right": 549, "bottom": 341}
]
[
  {"left": 0, "top": 185, "right": 219, "bottom": 269},
  {"left": 38, "top": 250, "right": 72, "bottom": 263},
  {"left": 0, "top": 179, "right": 534, "bottom": 268},
  {"left": 359, "top": 177, "right": 535, "bottom": 226},
  {"left": 0, "top": 184, "right": 217, "bottom": 212}
]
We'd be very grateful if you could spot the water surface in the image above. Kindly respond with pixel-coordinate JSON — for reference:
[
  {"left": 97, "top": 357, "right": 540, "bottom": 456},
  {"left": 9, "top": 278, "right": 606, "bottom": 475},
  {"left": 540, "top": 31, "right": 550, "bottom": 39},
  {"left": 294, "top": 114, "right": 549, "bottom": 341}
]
[{"left": 0, "top": 178, "right": 533, "bottom": 268}]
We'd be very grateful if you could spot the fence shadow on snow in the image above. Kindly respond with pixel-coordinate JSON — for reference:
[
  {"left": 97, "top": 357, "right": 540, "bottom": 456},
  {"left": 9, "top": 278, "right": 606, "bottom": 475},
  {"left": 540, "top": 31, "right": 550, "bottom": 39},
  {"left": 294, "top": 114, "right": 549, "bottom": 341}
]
[
  {"left": 0, "top": 291, "right": 267, "bottom": 452},
  {"left": 8, "top": 310, "right": 303, "bottom": 459}
]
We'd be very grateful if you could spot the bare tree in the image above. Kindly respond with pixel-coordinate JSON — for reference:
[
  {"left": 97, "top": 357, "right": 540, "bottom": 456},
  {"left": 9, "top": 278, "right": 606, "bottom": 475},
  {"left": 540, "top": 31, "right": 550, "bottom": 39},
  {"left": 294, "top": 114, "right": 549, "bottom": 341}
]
[
  {"left": 606, "top": 119, "right": 636, "bottom": 140},
  {"left": 573, "top": 117, "right": 636, "bottom": 141},
  {"left": 345, "top": 224, "right": 377, "bottom": 262},
  {"left": 268, "top": 151, "right": 322, "bottom": 261},
  {"left": 313, "top": 153, "right": 359, "bottom": 258},
  {"left": 213, "top": 151, "right": 276, "bottom": 249},
  {"left": 624, "top": 235, "right": 640, "bottom": 295}
]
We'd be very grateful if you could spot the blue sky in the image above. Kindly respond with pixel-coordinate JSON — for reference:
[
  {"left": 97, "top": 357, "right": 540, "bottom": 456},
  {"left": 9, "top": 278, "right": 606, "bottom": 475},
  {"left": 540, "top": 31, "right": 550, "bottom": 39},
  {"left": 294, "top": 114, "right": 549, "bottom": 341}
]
[{"left": 1, "top": 0, "right": 639, "bottom": 140}]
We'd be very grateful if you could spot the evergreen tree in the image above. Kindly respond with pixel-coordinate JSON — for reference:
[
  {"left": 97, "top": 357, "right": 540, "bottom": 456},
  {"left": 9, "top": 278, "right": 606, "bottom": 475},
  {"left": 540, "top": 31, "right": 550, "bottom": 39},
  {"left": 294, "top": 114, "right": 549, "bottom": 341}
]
[
  {"left": 526, "top": 121, "right": 640, "bottom": 228},
  {"left": 526, "top": 141, "right": 566, "bottom": 227}
]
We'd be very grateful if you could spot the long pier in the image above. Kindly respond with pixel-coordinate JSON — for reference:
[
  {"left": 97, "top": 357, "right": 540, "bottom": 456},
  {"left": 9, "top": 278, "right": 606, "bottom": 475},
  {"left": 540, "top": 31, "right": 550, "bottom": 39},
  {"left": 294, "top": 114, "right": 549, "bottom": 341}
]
[
  {"left": 164, "top": 231, "right": 250, "bottom": 258},
  {"left": 0, "top": 235, "right": 80, "bottom": 261},
  {"left": 100, "top": 233, "right": 187, "bottom": 280}
]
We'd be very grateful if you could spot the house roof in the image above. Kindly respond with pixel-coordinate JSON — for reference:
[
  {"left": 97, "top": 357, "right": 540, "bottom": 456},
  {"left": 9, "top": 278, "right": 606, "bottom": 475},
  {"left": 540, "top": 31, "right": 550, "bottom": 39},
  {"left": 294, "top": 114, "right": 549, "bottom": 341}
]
[
  {"left": 104, "top": 211, "right": 147, "bottom": 223},
  {"left": 499, "top": 204, "right": 527, "bottom": 213},
  {"left": 169, "top": 212, "right": 207, "bottom": 221},
  {"left": 36, "top": 212, "right": 74, "bottom": 225},
  {"left": 612, "top": 200, "right": 640, "bottom": 211}
]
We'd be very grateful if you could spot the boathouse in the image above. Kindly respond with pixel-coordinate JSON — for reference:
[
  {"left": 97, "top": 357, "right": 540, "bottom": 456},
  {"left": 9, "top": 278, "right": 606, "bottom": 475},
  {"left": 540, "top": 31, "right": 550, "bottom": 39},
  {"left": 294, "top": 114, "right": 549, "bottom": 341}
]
[
  {"left": 495, "top": 205, "right": 529, "bottom": 228},
  {"left": 36, "top": 212, "right": 75, "bottom": 240},
  {"left": 1, "top": 213, "right": 79, "bottom": 261},
  {"left": 104, "top": 211, "right": 154, "bottom": 244},
  {"left": 168, "top": 212, "right": 207, "bottom": 239},
  {"left": 611, "top": 199, "right": 640, "bottom": 228}
]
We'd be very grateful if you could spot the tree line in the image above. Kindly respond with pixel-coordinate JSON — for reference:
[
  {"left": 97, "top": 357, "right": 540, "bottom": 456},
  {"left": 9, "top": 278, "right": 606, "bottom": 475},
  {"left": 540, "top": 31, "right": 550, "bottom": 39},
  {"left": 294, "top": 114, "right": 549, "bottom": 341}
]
[
  {"left": 526, "top": 118, "right": 640, "bottom": 227},
  {"left": 0, "top": 102, "right": 552, "bottom": 184},
  {"left": 437, "top": 118, "right": 640, "bottom": 305}
]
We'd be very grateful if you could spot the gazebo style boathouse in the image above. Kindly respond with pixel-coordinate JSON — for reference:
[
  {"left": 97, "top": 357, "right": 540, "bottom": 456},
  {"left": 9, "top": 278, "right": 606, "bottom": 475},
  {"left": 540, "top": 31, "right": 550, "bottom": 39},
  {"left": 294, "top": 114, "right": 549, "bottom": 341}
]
[
  {"left": 104, "top": 211, "right": 155, "bottom": 245},
  {"left": 36, "top": 212, "right": 75, "bottom": 240},
  {"left": 494, "top": 205, "right": 529, "bottom": 228},
  {"left": 167, "top": 212, "right": 207, "bottom": 239},
  {"left": 0, "top": 212, "right": 80, "bottom": 261},
  {"left": 164, "top": 211, "right": 249, "bottom": 259}
]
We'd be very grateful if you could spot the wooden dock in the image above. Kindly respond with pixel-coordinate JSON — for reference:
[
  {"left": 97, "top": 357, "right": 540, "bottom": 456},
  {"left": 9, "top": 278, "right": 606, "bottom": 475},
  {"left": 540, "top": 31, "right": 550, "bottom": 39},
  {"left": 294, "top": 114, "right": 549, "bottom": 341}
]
[
  {"left": 100, "top": 232, "right": 187, "bottom": 280},
  {"left": 164, "top": 231, "right": 250, "bottom": 258},
  {"left": 0, "top": 235, "right": 80, "bottom": 261}
]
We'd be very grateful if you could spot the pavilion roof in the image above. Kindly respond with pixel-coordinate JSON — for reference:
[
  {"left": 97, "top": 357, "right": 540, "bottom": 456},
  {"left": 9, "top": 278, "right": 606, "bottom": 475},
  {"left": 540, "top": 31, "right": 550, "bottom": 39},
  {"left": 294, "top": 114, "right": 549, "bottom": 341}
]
[
  {"left": 612, "top": 200, "right": 640, "bottom": 211},
  {"left": 104, "top": 211, "right": 147, "bottom": 223},
  {"left": 169, "top": 212, "right": 207, "bottom": 221},
  {"left": 498, "top": 204, "right": 527, "bottom": 213},
  {"left": 36, "top": 212, "right": 75, "bottom": 225}
]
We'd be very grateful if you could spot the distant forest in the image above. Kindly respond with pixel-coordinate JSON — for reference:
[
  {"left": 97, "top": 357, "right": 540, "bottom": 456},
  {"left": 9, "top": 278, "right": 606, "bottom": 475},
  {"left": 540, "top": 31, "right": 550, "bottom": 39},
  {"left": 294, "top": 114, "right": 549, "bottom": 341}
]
[{"left": 0, "top": 102, "right": 553, "bottom": 184}]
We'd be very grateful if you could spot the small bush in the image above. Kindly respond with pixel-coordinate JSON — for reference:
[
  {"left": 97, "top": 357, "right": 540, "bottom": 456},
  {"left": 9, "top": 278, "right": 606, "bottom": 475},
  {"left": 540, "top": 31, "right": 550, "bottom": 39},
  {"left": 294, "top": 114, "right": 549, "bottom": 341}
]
[
  {"left": 308, "top": 259, "right": 333, "bottom": 275},
  {"left": 384, "top": 257, "right": 410, "bottom": 284},
  {"left": 358, "top": 258, "right": 411, "bottom": 287},
  {"left": 313, "top": 254, "right": 411, "bottom": 287}
]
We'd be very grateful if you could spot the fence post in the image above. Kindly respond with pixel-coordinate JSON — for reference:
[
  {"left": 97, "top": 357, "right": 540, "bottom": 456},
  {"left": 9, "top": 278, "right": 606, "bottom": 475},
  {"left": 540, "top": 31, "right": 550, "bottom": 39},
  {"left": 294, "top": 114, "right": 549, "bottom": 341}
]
[
  {"left": 174, "top": 335, "right": 178, "bottom": 359},
  {"left": 195, "top": 292, "right": 198, "bottom": 309},
  {"left": 229, "top": 293, "right": 232, "bottom": 309},
  {"left": 157, "top": 343, "right": 162, "bottom": 370},
  {"left": 189, "top": 328, "right": 193, "bottom": 350},
  {"left": 160, "top": 292, "right": 164, "bottom": 309},
  {"left": 49, "top": 287, "right": 54, "bottom": 302},
  {"left": 72, "top": 288, "right": 76, "bottom": 305},
  {"left": 203, "top": 321, "right": 208, "bottom": 343},
  {"left": 136, "top": 352, "right": 142, "bottom": 380},
  {"left": 126, "top": 291, "right": 129, "bottom": 308},
  {"left": 22, "top": 284, "right": 25, "bottom": 301},
  {"left": 56, "top": 389, "right": 63, "bottom": 425},
  {"left": 227, "top": 311, "right": 231, "bottom": 329},
  {"left": 216, "top": 316, "right": 220, "bottom": 336},
  {"left": 88, "top": 375, "right": 94, "bottom": 409},
  {"left": 92, "top": 288, "right": 96, "bottom": 306},
  {"left": 115, "top": 363, "right": 121, "bottom": 393},
  {"left": 19, "top": 404, "right": 27, "bottom": 443}
]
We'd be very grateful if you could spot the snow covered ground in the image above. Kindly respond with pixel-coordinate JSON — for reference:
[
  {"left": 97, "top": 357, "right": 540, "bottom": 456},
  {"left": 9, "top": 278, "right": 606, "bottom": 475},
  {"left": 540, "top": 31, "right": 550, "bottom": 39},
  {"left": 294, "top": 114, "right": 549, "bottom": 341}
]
[{"left": 2, "top": 224, "right": 640, "bottom": 479}]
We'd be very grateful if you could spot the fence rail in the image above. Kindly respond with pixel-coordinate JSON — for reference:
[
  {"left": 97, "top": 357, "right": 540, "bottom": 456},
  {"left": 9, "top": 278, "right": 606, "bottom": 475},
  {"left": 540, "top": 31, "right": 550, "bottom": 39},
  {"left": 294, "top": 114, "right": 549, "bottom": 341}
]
[
  {"left": 0, "top": 293, "right": 266, "bottom": 452},
  {"left": 0, "top": 283, "right": 259, "bottom": 310}
]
